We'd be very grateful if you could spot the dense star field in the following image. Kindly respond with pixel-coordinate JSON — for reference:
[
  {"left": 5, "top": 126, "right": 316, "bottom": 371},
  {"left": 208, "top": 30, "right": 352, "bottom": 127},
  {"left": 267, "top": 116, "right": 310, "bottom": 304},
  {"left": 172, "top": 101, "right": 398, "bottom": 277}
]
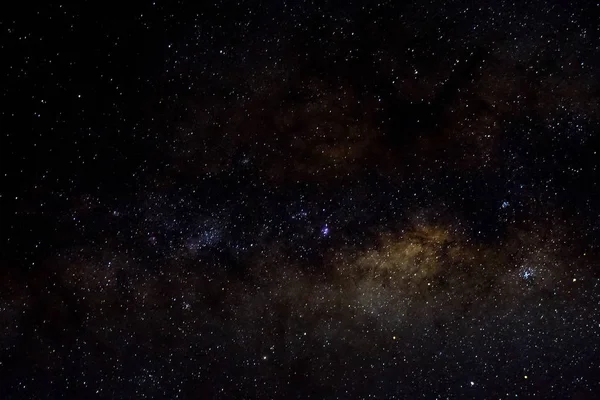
[{"left": 2, "top": 1, "right": 600, "bottom": 398}]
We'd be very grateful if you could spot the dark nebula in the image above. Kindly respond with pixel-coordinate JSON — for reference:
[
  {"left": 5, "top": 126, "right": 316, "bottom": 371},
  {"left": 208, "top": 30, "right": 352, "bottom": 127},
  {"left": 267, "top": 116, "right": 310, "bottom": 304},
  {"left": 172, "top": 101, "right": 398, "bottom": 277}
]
[{"left": 2, "top": 1, "right": 600, "bottom": 398}]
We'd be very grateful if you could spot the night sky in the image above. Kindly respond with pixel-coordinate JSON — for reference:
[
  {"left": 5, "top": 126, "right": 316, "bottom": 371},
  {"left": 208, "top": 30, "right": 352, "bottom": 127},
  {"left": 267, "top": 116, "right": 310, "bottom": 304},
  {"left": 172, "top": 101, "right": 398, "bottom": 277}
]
[{"left": 2, "top": 1, "right": 600, "bottom": 398}]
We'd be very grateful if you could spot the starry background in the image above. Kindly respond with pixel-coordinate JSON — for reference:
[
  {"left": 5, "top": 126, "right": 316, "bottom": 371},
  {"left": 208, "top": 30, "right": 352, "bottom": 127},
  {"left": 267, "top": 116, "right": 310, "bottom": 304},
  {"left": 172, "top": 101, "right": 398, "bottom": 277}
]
[{"left": 2, "top": 1, "right": 600, "bottom": 398}]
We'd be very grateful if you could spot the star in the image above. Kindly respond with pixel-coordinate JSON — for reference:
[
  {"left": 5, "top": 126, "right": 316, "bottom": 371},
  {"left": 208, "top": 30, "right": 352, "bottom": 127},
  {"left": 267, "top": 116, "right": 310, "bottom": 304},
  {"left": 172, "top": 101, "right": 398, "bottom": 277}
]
[{"left": 4, "top": 2, "right": 598, "bottom": 398}]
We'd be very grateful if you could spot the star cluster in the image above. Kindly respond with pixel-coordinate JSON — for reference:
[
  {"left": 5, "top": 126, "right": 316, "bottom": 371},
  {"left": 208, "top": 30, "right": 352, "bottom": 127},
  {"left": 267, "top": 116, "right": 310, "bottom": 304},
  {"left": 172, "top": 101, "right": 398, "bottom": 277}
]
[{"left": 2, "top": 1, "right": 600, "bottom": 398}]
